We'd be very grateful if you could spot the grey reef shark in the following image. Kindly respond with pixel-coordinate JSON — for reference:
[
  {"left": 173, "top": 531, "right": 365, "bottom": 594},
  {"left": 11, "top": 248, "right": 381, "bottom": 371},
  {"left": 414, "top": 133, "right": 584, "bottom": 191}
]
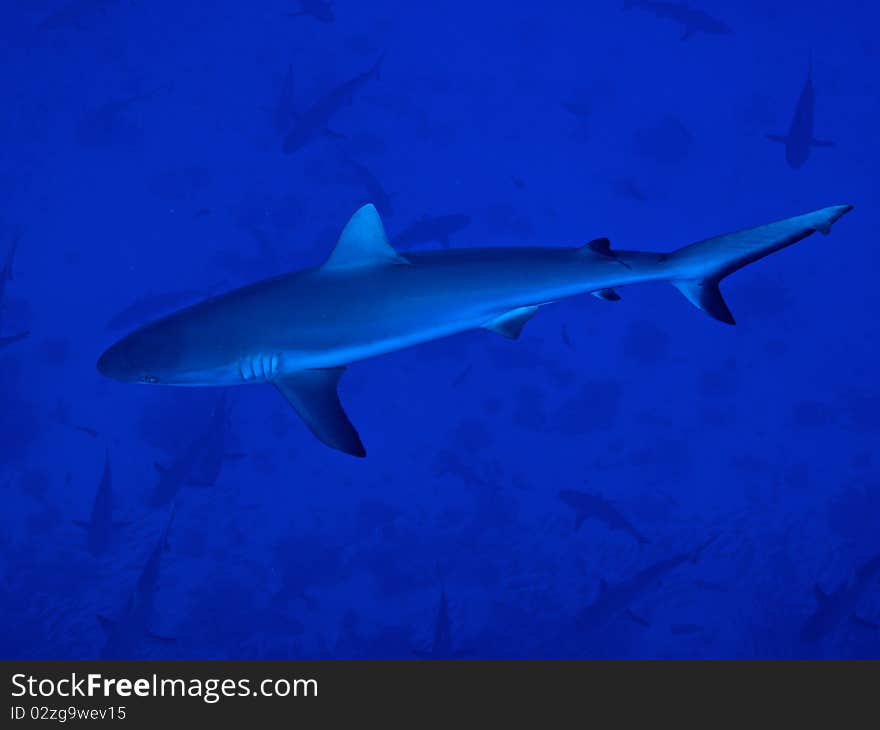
[
  {"left": 766, "top": 53, "right": 835, "bottom": 169},
  {"left": 98, "top": 202, "right": 853, "bottom": 457}
]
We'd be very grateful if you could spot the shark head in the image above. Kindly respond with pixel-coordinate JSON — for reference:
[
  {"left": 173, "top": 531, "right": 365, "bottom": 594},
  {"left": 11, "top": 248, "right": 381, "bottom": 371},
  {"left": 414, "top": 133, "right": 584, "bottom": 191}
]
[{"left": 97, "top": 318, "right": 189, "bottom": 384}]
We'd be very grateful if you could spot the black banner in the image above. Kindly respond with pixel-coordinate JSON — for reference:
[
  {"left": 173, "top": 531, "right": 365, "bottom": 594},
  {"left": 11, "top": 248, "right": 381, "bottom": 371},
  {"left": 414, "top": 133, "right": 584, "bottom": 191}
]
[{"left": 2, "top": 661, "right": 876, "bottom": 724}]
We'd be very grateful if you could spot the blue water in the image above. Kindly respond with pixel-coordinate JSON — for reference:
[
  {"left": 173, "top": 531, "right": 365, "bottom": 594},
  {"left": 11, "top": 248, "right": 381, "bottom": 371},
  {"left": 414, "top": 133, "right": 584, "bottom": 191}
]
[{"left": 1, "top": 1, "right": 878, "bottom": 659}]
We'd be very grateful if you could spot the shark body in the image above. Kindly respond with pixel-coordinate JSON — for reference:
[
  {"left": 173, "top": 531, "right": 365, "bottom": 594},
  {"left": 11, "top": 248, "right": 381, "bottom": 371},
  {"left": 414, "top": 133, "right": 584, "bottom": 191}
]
[
  {"left": 559, "top": 489, "right": 649, "bottom": 545},
  {"left": 99, "top": 507, "right": 175, "bottom": 658},
  {"left": 576, "top": 537, "right": 715, "bottom": 632},
  {"left": 766, "top": 54, "right": 834, "bottom": 168},
  {"left": 98, "top": 203, "right": 853, "bottom": 457},
  {"left": 801, "top": 553, "right": 880, "bottom": 644},
  {"left": 281, "top": 56, "right": 382, "bottom": 154},
  {"left": 73, "top": 450, "right": 128, "bottom": 556}
]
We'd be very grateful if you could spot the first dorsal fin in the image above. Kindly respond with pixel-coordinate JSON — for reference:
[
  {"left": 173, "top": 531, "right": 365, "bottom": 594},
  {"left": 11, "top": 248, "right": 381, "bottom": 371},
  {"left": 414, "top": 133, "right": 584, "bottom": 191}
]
[{"left": 322, "top": 204, "right": 409, "bottom": 271}]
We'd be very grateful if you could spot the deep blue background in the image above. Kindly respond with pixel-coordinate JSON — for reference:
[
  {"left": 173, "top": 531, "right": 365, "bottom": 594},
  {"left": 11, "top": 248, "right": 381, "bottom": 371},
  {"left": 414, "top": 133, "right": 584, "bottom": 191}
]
[{"left": 0, "top": 0, "right": 877, "bottom": 659}]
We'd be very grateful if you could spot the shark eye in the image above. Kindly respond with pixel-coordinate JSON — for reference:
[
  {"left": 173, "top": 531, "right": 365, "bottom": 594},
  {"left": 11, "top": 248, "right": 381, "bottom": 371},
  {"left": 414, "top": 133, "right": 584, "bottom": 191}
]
[{"left": 140, "top": 375, "right": 160, "bottom": 384}]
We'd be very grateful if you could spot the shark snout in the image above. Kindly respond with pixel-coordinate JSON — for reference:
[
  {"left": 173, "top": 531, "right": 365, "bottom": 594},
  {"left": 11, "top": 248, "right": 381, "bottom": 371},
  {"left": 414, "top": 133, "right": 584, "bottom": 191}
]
[{"left": 97, "top": 341, "right": 136, "bottom": 382}]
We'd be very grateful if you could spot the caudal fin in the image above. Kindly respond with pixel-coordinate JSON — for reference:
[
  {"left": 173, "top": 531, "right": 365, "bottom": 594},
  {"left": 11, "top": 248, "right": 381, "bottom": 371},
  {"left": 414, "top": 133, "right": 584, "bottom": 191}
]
[{"left": 664, "top": 204, "right": 853, "bottom": 324}]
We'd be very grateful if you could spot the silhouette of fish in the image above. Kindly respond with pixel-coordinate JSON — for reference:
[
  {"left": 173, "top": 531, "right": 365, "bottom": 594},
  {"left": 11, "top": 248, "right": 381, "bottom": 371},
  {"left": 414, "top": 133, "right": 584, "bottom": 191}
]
[
  {"left": 624, "top": 1, "right": 732, "bottom": 41},
  {"left": 288, "top": 0, "right": 334, "bottom": 24},
  {"left": 766, "top": 53, "right": 834, "bottom": 169},
  {"left": 559, "top": 489, "right": 650, "bottom": 545},
  {"left": 282, "top": 56, "right": 383, "bottom": 154}
]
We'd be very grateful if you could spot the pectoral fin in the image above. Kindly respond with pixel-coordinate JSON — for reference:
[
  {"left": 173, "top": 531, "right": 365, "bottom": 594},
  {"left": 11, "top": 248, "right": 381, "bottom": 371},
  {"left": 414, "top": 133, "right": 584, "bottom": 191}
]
[
  {"left": 274, "top": 368, "right": 366, "bottom": 457},
  {"left": 484, "top": 306, "right": 540, "bottom": 339}
]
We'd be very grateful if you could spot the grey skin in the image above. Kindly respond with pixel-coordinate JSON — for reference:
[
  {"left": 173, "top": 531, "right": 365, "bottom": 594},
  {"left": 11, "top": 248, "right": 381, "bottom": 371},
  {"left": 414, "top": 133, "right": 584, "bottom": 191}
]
[
  {"left": 106, "top": 289, "right": 206, "bottom": 331},
  {"left": 73, "top": 450, "right": 128, "bottom": 557},
  {"left": 766, "top": 54, "right": 834, "bottom": 169},
  {"left": 576, "top": 537, "right": 716, "bottom": 633},
  {"left": 624, "top": 0, "right": 733, "bottom": 40},
  {"left": 559, "top": 489, "right": 649, "bottom": 545},
  {"left": 390, "top": 213, "right": 472, "bottom": 249},
  {"left": 97, "top": 202, "right": 853, "bottom": 458},
  {"left": 801, "top": 553, "right": 880, "bottom": 644},
  {"left": 282, "top": 55, "right": 383, "bottom": 154},
  {"left": 99, "top": 507, "right": 175, "bottom": 659}
]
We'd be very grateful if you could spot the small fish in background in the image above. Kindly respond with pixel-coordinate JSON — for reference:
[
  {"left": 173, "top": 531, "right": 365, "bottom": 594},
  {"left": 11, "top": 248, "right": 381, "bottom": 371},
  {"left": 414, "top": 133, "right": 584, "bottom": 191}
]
[
  {"left": 73, "top": 449, "right": 130, "bottom": 557},
  {"left": 188, "top": 390, "right": 246, "bottom": 488},
  {"left": 576, "top": 537, "right": 716, "bottom": 633},
  {"left": 37, "top": 0, "right": 120, "bottom": 31},
  {"left": 624, "top": 0, "right": 733, "bottom": 41},
  {"left": 271, "top": 64, "right": 298, "bottom": 136},
  {"left": 1, "top": 230, "right": 21, "bottom": 329},
  {"left": 0, "top": 229, "right": 28, "bottom": 349},
  {"left": 73, "top": 424, "right": 99, "bottom": 438},
  {"left": 150, "top": 437, "right": 208, "bottom": 508},
  {"left": 560, "top": 323, "right": 574, "bottom": 350},
  {"left": 694, "top": 578, "right": 727, "bottom": 593},
  {"left": 413, "top": 587, "right": 471, "bottom": 659},
  {"left": 342, "top": 156, "right": 393, "bottom": 218},
  {"left": 511, "top": 176, "right": 526, "bottom": 190},
  {"left": 287, "top": 0, "right": 335, "bottom": 24},
  {"left": 670, "top": 623, "right": 703, "bottom": 636},
  {"left": 282, "top": 55, "right": 384, "bottom": 155},
  {"left": 613, "top": 178, "right": 649, "bottom": 202},
  {"left": 0, "top": 332, "right": 28, "bottom": 351},
  {"left": 76, "top": 86, "right": 168, "bottom": 148},
  {"left": 561, "top": 98, "right": 592, "bottom": 120},
  {"left": 800, "top": 552, "right": 880, "bottom": 644},
  {"left": 99, "top": 506, "right": 177, "bottom": 659},
  {"left": 558, "top": 489, "right": 650, "bottom": 546},
  {"left": 451, "top": 363, "right": 472, "bottom": 386},
  {"left": 106, "top": 289, "right": 208, "bottom": 332},
  {"left": 634, "top": 115, "right": 693, "bottom": 163},
  {"left": 766, "top": 53, "right": 834, "bottom": 169},
  {"left": 390, "top": 213, "right": 472, "bottom": 249}
]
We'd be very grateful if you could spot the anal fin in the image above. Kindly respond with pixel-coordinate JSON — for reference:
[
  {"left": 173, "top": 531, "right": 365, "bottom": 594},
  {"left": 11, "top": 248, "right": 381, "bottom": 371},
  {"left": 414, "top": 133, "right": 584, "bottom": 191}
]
[{"left": 274, "top": 368, "right": 366, "bottom": 458}]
